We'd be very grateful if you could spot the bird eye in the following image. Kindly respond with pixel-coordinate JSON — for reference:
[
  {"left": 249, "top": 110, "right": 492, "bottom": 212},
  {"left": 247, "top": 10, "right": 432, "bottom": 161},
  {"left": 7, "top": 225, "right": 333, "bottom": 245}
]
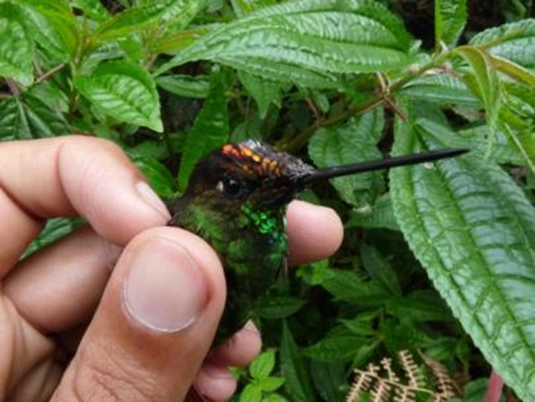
[{"left": 219, "top": 178, "right": 245, "bottom": 199}]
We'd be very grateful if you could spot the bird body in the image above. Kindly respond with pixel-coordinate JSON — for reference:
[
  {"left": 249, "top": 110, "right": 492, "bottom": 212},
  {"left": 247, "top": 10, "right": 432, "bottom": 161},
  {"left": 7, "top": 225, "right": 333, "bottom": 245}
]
[{"left": 167, "top": 139, "right": 468, "bottom": 342}]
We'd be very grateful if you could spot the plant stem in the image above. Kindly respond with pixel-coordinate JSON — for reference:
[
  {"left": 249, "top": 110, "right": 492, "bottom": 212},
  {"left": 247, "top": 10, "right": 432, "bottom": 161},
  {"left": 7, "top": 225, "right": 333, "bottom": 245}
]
[
  {"left": 279, "top": 56, "right": 447, "bottom": 152},
  {"left": 35, "top": 64, "right": 66, "bottom": 85}
]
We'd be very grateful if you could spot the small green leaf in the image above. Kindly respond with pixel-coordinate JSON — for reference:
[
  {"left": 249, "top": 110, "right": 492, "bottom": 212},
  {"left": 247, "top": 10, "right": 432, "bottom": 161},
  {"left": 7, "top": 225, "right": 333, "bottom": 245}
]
[
  {"left": 21, "top": 0, "right": 79, "bottom": 57},
  {"left": 280, "top": 321, "right": 314, "bottom": 402},
  {"left": 157, "top": 0, "right": 413, "bottom": 83},
  {"left": 401, "top": 74, "right": 480, "bottom": 107},
  {"left": 231, "top": 0, "right": 276, "bottom": 18},
  {"left": 239, "top": 383, "right": 263, "bottom": 402},
  {"left": 346, "top": 193, "right": 399, "bottom": 231},
  {"left": 249, "top": 350, "right": 275, "bottom": 380},
  {"left": 71, "top": 0, "right": 111, "bottom": 22},
  {"left": 319, "top": 269, "right": 390, "bottom": 306},
  {"left": 304, "top": 331, "right": 365, "bottom": 362},
  {"left": 94, "top": 0, "right": 176, "bottom": 42},
  {"left": 74, "top": 61, "right": 163, "bottom": 132},
  {"left": 238, "top": 71, "right": 283, "bottom": 118},
  {"left": 0, "top": 3, "right": 33, "bottom": 84},
  {"left": 258, "top": 376, "right": 285, "bottom": 392},
  {"left": 435, "top": 0, "right": 467, "bottom": 47},
  {"left": 309, "top": 110, "right": 384, "bottom": 208},
  {"left": 257, "top": 296, "right": 306, "bottom": 319},
  {"left": 178, "top": 71, "right": 229, "bottom": 190},
  {"left": 454, "top": 46, "right": 501, "bottom": 147},
  {"left": 156, "top": 75, "right": 210, "bottom": 99},
  {"left": 391, "top": 103, "right": 535, "bottom": 401},
  {"left": 470, "top": 19, "right": 535, "bottom": 69},
  {"left": 360, "top": 243, "right": 401, "bottom": 296},
  {"left": 386, "top": 290, "right": 454, "bottom": 322},
  {"left": 310, "top": 361, "right": 346, "bottom": 402},
  {"left": 131, "top": 157, "right": 176, "bottom": 199},
  {"left": 263, "top": 394, "right": 289, "bottom": 402},
  {"left": 22, "top": 217, "right": 84, "bottom": 258}
]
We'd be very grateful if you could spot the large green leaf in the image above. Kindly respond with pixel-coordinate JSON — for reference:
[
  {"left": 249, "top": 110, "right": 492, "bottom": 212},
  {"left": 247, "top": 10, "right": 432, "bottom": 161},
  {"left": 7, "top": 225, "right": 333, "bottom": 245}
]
[
  {"left": 390, "top": 104, "right": 535, "bottom": 401},
  {"left": 157, "top": 0, "right": 413, "bottom": 85},
  {"left": 470, "top": 19, "right": 535, "bottom": 69},
  {"left": 0, "top": 3, "right": 33, "bottom": 84},
  {"left": 435, "top": 0, "right": 466, "bottom": 47},
  {"left": 0, "top": 92, "right": 70, "bottom": 140},
  {"left": 178, "top": 71, "right": 229, "bottom": 190},
  {"left": 74, "top": 61, "right": 163, "bottom": 132},
  {"left": 309, "top": 109, "right": 384, "bottom": 208}
]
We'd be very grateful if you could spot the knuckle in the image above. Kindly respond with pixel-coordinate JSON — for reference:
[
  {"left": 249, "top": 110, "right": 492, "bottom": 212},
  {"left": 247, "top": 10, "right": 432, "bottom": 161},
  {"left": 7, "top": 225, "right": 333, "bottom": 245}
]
[{"left": 66, "top": 345, "right": 161, "bottom": 402}]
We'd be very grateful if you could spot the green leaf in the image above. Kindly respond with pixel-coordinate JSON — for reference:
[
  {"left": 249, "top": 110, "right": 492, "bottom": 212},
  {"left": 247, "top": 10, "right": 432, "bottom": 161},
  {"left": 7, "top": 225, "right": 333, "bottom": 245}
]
[
  {"left": 178, "top": 71, "right": 229, "bottom": 190},
  {"left": 156, "top": 75, "right": 210, "bottom": 98},
  {"left": 0, "top": 92, "right": 70, "bottom": 140},
  {"left": 0, "top": 3, "right": 33, "bottom": 84},
  {"left": 21, "top": 0, "right": 79, "bottom": 58},
  {"left": 257, "top": 295, "right": 306, "bottom": 319},
  {"left": 400, "top": 74, "right": 480, "bottom": 107},
  {"left": 360, "top": 243, "right": 401, "bottom": 296},
  {"left": 94, "top": 1, "right": 175, "bottom": 42},
  {"left": 22, "top": 217, "right": 84, "bottom": 258},
  {"left": 263, "top": 394, "right": 289, "bottom": 402},
  {"left": 156, "top": 0, "right": 413, "bottom": 83},
  {"left": 309, "top": 110, "right": 384, "bottom": 208},
  {"left": 280, "top": 321, "right": 314, "bottom": 402},
  {"left": 249, "top": 350, "right": 275, "bottom": 380},
  {"left": 239, "top": 383, "right": 263, "bottom": 402},
  {"left": 318, "top": 268, "right": 390, "bottom": 306},
  {"left": 131, "top": 157, "right": 176, "bottom": 199},
  {"left": 71, "top": 0, "right": 111, "bottom": 22},
  {"left": 138, "top": 0, "right": 204, "bottom": 34},
  {"left": 74, "top": 61, "right": 163, "bottom": 132},
  {"left": 454, "top": 46, "right": 501, "bottom": 147},
  {"left": 238, "top": 71, "right": 283, "bottom": 118},
  {"left": 470, "top": 19, "right": 535, "bottom": 69},
  {"left": 386, "top": 290, "right": 453, "bottom": 322},
  {"left": 310, "top": 361, "right": 346, "bottom": 402},
  {"left": 258, "top": 377, "right": 285, "bottom": 392},
  {"left": 304, "top": 330, "right": 365, "bottom": 362},
  {"left": 435, "top": 0, "right": 467, "bottom": 47},
  {"left": 345, "top": 193, "right": 400, "bottom": 231},
  {"left": 390, "top": 104, "right": 535, "bottom": 401}
]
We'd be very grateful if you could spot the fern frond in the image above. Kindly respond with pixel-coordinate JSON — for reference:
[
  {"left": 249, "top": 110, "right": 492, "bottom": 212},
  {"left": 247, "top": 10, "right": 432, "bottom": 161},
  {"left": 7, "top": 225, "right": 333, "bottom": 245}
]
[
  {"left": 399, "top": 350, "right": 425, "bottom": 388},
  {"left": 419, "top": 351, "right": 456, "bottom": 399},
  {"left": 381, "top": 357, "right": 400, "bottom": 383},
  {"left": 371, "top": 379, "right": 391, "bottom": 402},
  {"left": 346, "top": 370, "right": 374, "bottom": 402},
  {"left": 346, "top": 350, "right": 457, "bottom": 402}
]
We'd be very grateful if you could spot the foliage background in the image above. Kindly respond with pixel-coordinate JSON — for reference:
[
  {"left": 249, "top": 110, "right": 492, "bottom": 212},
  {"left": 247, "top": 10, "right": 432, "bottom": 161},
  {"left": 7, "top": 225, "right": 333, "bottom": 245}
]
[{"left": 0, "top": 0, "right": 533, "bottom": 400}]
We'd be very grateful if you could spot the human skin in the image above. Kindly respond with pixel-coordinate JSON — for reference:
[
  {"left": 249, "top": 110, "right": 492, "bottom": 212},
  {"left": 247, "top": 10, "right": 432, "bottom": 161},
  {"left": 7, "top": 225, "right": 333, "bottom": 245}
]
[{"left": 0, "top": 136, "right": 343, "bottom": 401}]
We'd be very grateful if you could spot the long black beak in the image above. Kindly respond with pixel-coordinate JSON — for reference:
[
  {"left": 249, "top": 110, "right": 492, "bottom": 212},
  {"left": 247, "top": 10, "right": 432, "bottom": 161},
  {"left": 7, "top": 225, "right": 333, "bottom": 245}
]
[{"left": 299, "top": 148, "right": 469, "bottom": 185}]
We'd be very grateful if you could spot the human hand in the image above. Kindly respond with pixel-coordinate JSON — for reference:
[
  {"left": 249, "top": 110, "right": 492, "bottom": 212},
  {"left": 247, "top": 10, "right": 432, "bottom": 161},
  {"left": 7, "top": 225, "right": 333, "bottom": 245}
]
[{"left": 0, "top": 136, "right": 343, "bottom": 401}]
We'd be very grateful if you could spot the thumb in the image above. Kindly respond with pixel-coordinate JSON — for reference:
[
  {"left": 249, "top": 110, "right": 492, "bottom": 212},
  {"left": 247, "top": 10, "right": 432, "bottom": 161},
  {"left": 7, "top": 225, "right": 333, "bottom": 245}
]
[{"left": 52, "top": 227, "right": 226, "bottom": 401}]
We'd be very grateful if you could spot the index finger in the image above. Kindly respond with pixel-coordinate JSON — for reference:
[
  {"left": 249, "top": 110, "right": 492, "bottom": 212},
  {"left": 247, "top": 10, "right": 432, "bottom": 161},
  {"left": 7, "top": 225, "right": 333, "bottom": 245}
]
[{"left": 0, "top": 136, "right": 170, "bottom": 277}]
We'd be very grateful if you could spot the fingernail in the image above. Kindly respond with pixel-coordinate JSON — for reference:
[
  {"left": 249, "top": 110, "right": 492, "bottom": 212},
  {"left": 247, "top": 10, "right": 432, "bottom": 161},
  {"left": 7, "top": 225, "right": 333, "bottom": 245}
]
[
  {"left": 124, "top": 237, "right": 208, "bottom": 332},
  {"left": 135, "top": 181, "right": 170, "bottom": 219}
]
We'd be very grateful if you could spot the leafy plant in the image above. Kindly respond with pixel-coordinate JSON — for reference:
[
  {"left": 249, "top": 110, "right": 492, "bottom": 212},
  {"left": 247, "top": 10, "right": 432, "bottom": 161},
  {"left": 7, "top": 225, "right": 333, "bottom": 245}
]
[{"left": 1, "top": 0, "right": 533, "bottom": 400}]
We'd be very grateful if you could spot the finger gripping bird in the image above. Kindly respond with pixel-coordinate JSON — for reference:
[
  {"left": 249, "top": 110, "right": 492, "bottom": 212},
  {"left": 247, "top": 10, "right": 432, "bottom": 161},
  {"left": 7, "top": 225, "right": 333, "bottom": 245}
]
[{"left": 167, "top": 139, "right": 468, "bottom": 343}]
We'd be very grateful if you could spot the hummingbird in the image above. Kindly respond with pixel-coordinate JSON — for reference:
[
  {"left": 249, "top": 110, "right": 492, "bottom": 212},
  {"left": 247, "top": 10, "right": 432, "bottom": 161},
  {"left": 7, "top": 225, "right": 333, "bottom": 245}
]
[{"left": 167, "top": 140, "right": 468, "bottom": 343}]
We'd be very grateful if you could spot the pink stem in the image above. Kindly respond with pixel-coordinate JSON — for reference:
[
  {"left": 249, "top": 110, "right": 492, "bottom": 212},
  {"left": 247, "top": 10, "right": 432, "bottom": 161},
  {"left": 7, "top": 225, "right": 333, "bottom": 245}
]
[{"left": 486, "top": 369, "right": 505, "bottom": 402}]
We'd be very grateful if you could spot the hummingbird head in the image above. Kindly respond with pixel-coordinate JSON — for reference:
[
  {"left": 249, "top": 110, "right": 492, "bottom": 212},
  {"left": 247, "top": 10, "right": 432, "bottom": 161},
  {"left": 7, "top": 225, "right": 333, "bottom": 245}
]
[{"left": 185, "top": 140, "right": 315, "bottom": 211}]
